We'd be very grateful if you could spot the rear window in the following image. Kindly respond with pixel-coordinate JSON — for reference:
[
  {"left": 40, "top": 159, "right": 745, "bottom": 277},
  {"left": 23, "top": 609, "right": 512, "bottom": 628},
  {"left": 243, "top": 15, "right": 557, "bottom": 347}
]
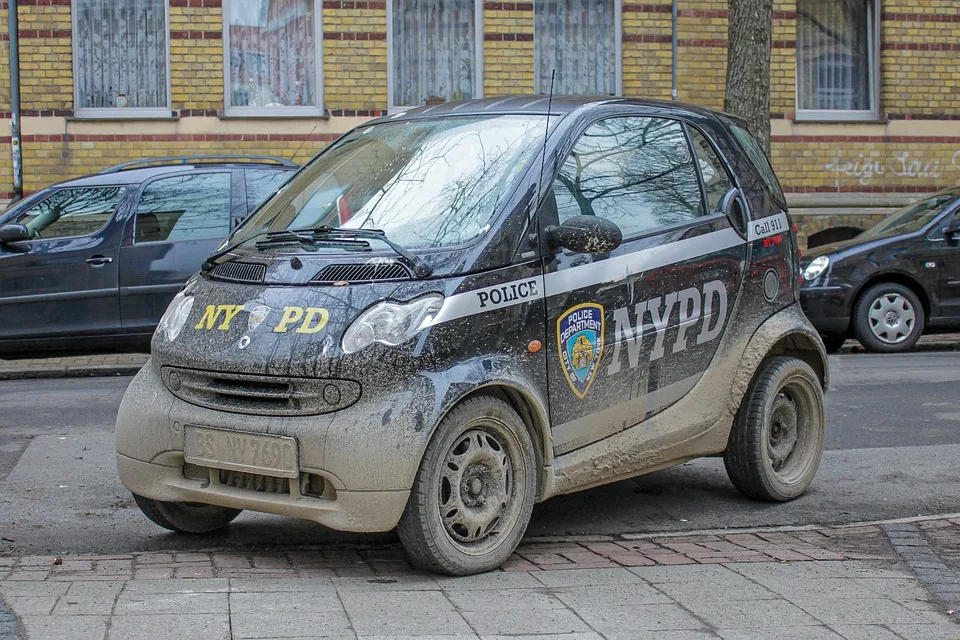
[{"left": 729, "top": 124, "right": 787, "bottom": 208}]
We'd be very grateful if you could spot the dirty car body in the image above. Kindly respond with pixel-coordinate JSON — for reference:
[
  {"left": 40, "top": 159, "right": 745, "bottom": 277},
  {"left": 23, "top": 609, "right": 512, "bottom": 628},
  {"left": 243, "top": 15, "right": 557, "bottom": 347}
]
[{"left": 116, "top": 97, "right": 829, "bottom": 574}]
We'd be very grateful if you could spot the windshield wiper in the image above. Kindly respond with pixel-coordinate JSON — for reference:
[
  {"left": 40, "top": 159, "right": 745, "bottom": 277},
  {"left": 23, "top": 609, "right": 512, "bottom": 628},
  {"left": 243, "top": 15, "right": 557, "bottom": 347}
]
[
  {"left": 310, "top": 227, "right": 433, "bottom": 277},
  {"left": 254, "top": 229, "right": 371, "bottom": 251}
]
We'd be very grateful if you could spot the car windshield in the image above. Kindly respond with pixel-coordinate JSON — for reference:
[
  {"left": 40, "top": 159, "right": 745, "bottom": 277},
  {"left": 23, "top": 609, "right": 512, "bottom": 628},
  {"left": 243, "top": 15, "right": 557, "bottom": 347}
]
[
  {"left": 860, "top": 192, "right": 959, "bottom": 238},
  {"left": 230, "top": 115, "right": 548, "bottom": 250}
]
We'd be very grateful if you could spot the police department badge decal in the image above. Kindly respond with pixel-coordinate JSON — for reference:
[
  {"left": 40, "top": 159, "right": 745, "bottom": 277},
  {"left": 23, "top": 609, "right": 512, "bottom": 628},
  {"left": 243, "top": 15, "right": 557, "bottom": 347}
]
[
  {"left": 247, "top": 305, "right": 271, "bottom": 331},
  {"left": 557, "top": 303, "right": 605, "bottom": 399}
]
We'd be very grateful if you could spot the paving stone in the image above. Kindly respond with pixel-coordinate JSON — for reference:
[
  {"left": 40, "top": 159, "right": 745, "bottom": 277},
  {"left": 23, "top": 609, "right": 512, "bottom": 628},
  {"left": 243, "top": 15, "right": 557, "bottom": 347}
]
[
  {"left": 478, "top": 634, "right": 605, "bottom": 640},
  {"left": 855, "top": 577, "right": 933, "bottom": 601},
  {"left": 334, "top": 575, "right": 439, "bottom": 592},
  {"left": 576, "top": 604, "right": 708, "bottom": 637},
  {"left": 654, "top": 576, "right": 779, "bottom": 602},
  {"left": 446, "top": 588, "right": 567, "bottom": 611},
  {"left": 4, "top": 595, "right": 57, "bottom": 615},
  {"left": 122, "top": 578, "right": 229, "bottom": 594},
  {"left": 795, "top": 597, "right": 935, "bottom": 625},
  {"left": 462, "top": 607, "right": 591, "bottom": 636},
  {"left": 106, "top": 613, "right": 230, "bottom": 640},
  {"left": 0, "top": 582, "right": 70, "bottom": 597},
  {"left": 230, "top": 590, "right": 341, "bottom": 614},
  {"left": 756, "top": 577, "right": 881, "bottom": 601},
  {"left": 717, "top": 627, "right": 843, "bottom": 640},
  {"left": 532, "top": 567, "right": 644, "bottom": 588},
  {"left": 552, "top": 583, "right": 672, "bottom": 608},
  {"left": 436, "top": 571, "right": 543, "bottom": 591},
  {"left": 884, "top": 624, "right": 960, "bottom": 640},
  {"left": 232, "top": 611, "right": 355, "bottom": 639},
  {"left": 828, "top": 625, "right": 903, "bottom": 640},
  {"left": 686, "top": 598, "right": 820, "bottom": 629},
  {"left": 340, "top": 591, "right": 473, "bottom": 637},
  {"left": 20, "top": 615, "right": 108, "bottom": 640},
  {"left": 52, "top": 581, "right": 124, "bottom": 615},
  {"left": 230, "top": 578, "right": 334, "bottom": 593},
  {"left": 113, "top": 592, "right": 228, "bottom": 615},
  {"left": 812, "top": 561, "right": 911, "bottom": 579},
  {"left": 630, "top": 564, "right": 744, "bottom": 584}
]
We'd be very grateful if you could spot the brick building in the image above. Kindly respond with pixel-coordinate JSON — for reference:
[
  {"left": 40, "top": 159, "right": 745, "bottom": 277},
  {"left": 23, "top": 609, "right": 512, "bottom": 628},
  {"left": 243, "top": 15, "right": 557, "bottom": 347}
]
[{"left": 0, "top": 0, "right": 957, "bottom": 247}]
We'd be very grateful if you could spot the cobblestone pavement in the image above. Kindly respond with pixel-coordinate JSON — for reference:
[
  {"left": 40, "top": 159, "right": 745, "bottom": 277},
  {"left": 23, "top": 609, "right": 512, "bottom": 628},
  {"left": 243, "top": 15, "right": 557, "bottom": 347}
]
[{"left": 1, "top": 519, "right": 957, "bottom": 639}]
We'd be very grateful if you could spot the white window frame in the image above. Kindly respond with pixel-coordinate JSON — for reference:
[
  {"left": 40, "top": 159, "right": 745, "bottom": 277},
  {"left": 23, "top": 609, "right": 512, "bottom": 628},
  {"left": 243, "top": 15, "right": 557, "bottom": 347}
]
[
  {"left": 222, "top": 0, "right": 325, "bottom": 117},
  {"left": 794, "top": 0, "right": 880, "bottom": 122},
  {"left": 71, "top": 0, "right": 172, "bottom": 119},
  {"left": 532, "top": 0, "right": 622, "bottom": 96},
  {"left": 386, "top": 0, "right": 484, "bottom": 113}
]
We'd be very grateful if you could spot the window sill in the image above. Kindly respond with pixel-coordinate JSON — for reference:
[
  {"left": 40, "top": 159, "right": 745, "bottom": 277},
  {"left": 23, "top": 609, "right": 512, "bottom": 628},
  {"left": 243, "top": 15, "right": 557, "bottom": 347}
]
[
  {"left": 793, "top": 112, "right": 885, "bottom": 124},
  {"left": 70, "top": 110, "right": 177, "bottom": 121},
  {"left": 218, "top": 113, "right": 330, "bottom": 120}
]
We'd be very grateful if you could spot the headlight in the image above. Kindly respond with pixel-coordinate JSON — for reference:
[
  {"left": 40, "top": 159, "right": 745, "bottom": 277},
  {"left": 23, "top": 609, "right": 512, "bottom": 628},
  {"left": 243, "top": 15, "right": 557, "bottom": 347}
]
[
  {"left": 802, "top": 255, "right": 830, "bottom": 281},
  {"left": 341, "top": 294, "right": 444, "bottom": 354},
  {"left": 156, "top": 291, "right": 195, "bottom": 342}
]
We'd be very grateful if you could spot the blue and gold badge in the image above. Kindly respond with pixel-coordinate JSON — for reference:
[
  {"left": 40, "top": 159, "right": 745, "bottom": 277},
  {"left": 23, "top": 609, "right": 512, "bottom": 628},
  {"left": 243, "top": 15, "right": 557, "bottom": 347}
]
[
  {"left": 247, "top": 305, "right": 271, "bottom": 331},
  {"left": 557, "top": 303, "right": 605, "bottom": 399}
]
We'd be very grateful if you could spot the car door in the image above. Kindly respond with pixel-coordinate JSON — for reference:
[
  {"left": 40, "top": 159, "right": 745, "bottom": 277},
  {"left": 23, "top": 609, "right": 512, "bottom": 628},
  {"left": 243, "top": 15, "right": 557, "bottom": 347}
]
[
  {"left": 937, "top": 207, "right": 960, "bottom": 320},
  {"left": 540, "top": 114, "right": 747, "bottom": 455},
  {"left": 118, "top": 170, "right": 235, "bottom": 335},
  {"left": 0, "top": 185, "right": 128, "bottom": 342}
]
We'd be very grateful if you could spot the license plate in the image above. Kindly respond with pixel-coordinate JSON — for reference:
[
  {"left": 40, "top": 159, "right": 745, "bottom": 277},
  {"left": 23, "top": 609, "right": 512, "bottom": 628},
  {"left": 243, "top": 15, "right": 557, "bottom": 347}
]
[{"left": 184, "top": 426, "right": 299, "bottom": 478}]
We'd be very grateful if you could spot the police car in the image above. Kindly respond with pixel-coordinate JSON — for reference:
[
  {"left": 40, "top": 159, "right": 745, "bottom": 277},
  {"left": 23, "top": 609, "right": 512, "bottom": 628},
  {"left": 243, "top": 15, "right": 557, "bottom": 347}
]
[{"left": 115, "top": 97, "right": 829, "bottom": 575}]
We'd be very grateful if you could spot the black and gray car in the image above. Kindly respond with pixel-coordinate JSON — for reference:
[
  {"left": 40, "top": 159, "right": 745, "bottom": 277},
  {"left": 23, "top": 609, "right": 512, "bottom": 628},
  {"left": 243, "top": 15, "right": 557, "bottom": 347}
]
[
  {"left": 0, "top": 156, "right": 297, "bottom": 356},
  {"left": 116, "top": 97, "right": 829, "bottom": 575},
  {"left": 800, "top": 188, "right": 960, "bottom": 353}
]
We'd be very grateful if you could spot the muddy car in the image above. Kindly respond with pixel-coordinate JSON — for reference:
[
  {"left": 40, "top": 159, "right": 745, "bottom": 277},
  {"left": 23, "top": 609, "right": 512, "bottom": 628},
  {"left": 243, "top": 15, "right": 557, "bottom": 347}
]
[{"left": 116, "top": 97, "right": 828, "bottom": 575}]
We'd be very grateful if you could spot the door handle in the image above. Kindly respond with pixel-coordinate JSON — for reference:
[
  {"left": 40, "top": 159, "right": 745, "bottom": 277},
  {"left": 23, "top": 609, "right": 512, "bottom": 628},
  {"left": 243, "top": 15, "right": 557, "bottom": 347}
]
[{"left": 86, "top": 255, "right": 113, "bottom": 267}]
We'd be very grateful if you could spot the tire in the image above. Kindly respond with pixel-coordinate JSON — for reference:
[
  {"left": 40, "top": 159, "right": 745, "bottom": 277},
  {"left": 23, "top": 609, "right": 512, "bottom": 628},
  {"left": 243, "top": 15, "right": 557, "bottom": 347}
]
[
  {"left": 132, "top": 493, "right": 241, "bottom": 534},
  {"left": 819, "top": 334, "right": 846, "bottom": 354},
  {"left": 724, "top": 356, "right": 826, "bottom": 502},
  {"left": 397, "top": 395, "right": 538, "bottom": 575},
  {"left": 853, "top": 283, "right": 925, "bottom": 353}
]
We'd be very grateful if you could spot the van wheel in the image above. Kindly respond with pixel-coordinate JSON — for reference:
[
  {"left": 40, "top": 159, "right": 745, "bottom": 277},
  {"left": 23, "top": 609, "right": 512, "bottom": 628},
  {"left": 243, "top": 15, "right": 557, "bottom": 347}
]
[
  {"left": 853, "top": 283, "right": 924, "bottom": 353},
  {"left": 397, "top": 395, "right": 537, "bottom": 575},
  {"left": 724, "top": 356, "right": 825, "bottom": 502},
  {"left": 132, "top": 493, "right": 241, "bottom": 533}
]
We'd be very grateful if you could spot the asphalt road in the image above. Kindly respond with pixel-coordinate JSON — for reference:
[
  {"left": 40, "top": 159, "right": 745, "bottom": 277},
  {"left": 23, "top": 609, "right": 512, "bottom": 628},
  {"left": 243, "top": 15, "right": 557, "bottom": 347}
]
[{"left": 1, "top": 351, "right": 959, "bottom": 555}]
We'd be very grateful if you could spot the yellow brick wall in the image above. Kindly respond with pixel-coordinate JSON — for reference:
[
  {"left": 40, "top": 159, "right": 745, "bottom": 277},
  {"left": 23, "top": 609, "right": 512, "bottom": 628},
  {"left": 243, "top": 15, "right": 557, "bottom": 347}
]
[
  {"left": 169, "top": 3, "right": 223, "bottom": 114},
  {"left": 483, "top": 7, "right": 534, "bottom": 96},
  {"left": 880, "top": 16, "right": 960, "bottom": 117},
  {"left": 676, "top": 2, "right": 728, "bottom": 110},
  {"left": 17, "top": 2, "right": 72, "bottom": 114},
  {"left": 322, "top": 4, "right": 387, "bottom": 112},
  {"left": 622, "top": 4, "right": 672, "bottom": 100}
]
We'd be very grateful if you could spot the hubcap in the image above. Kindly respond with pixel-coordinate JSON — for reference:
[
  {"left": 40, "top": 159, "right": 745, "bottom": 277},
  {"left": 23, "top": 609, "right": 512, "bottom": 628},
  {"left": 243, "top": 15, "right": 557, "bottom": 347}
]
[
  {"left": 767, "top": 392, "right": 799, "bottom": 472},
  {"left": 440, "top": 429, "right": 513, "bottom": 547},
  {"left": 868, "top": 293, "right": 916, "bottom": 344}
]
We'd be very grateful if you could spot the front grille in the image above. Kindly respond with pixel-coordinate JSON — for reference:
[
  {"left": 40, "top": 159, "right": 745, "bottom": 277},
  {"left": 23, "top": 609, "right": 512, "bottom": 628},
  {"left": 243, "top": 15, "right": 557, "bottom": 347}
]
[
  {"left": 219, "top": 469, "right": 290, "bottom": 494},
  {"left": 210, "top": 261, "right": 267, "bottom": 284},
  {"left": 311, "top": 262, "right": 411, "bottom": 284},
  {"left": 161, "top": 367, "right": 361, "bottom": 416}
]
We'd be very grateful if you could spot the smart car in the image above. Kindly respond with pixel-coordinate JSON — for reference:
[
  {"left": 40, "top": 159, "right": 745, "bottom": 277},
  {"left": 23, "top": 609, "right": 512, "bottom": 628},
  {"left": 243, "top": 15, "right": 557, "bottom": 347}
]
[
  {"left": 800, "top": 188, "right": 960, "bottom": 353},
  {"left": 0, "top": 156, "right": 297, "bottom": 356},
  {"left": 116, "top": 97, "right": 829, "bottom": 575}
]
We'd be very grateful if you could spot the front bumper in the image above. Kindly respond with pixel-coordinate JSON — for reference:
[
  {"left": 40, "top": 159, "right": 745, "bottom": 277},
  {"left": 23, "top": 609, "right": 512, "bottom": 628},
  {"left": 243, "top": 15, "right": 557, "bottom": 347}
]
[
  {"left": 799, "top": 285, "right": 853, "bottom": 335},
  {"left": 117, "top": 453, "right": 408, "bottom": 532}
]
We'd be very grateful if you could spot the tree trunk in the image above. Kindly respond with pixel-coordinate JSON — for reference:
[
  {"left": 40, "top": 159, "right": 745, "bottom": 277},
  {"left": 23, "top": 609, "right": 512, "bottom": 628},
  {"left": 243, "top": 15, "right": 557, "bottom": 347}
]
[{"left": 724, "top": 0, "right": 774, "bottom": 153}]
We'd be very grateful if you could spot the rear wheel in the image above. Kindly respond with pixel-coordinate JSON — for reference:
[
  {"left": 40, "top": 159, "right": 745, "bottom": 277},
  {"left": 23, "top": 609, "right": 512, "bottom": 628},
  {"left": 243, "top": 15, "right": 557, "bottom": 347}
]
[
  {"left": 133, "top": 494, "right": 241, "bottom": 533},
  {"left": 853, "top": 283, "right": 924, "bottom": 353},
  {"left": 724, "top": 356, "right": 825, "bottom": 502},
  {"left": 397, "top": 395, "right": 537, "bottom": 575}
]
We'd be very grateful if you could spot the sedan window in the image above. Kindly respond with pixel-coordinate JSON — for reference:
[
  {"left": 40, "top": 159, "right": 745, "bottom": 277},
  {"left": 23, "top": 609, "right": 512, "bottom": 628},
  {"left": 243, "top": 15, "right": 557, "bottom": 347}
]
[
  {"left": 136, "top": 173, "right": 232, "bottom": 243},
  {"left": 245, "top": 169, "right": 292, "bottom": 214},
  {"left": 10, "top": 187, "right": 124, "bottom": 240},
  {"left": 861, "top": 193, "right": 958, "bottom": 239}
]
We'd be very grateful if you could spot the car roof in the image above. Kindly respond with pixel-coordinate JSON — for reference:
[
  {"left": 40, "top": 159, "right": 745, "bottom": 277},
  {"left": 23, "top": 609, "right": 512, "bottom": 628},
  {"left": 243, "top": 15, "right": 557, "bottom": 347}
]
[
  {"left": 367, "top": 95, "right": 725, "bottom": 124},
  {"left": 46, "top": 160, "right": 297, "bottom": 189}
]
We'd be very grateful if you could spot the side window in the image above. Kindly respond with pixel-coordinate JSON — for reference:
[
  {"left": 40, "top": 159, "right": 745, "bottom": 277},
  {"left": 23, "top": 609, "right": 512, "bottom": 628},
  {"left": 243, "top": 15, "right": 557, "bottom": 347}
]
[
  {"left": 729, "top": 124, "right": 787, "bottom": 207},
  {"left": 12, "top": 187, "right": 124, "bottom": 240},
  {"left": 687, "top": 128, "right": 732, "bottom": 214},
  {"left": 136, "top": 173, "right": 231, "bottom": 243},
  {"left": 245, "top": 169, "right": 292, "bottom": 214},
  {"left": 552, "top": 117, "right": 705, "bottom": 238}
]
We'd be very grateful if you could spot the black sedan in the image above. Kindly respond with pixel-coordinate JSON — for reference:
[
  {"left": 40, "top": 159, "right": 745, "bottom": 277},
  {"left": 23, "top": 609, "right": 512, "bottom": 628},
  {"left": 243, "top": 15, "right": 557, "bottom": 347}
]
[{"left": 800, "top": 187, "right": 960, "bottom": 353}]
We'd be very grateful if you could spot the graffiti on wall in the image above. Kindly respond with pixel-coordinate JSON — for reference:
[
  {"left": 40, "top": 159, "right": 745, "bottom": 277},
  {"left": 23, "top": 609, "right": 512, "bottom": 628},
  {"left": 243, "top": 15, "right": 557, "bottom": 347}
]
[{"left": 824, "top": 151, "right": 960, "bottom": 187}]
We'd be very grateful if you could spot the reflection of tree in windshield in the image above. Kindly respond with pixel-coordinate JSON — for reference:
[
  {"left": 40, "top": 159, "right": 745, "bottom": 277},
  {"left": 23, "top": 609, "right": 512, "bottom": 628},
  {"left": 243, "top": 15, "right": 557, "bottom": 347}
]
[
  {"left": 864, "top": 194, "right": 956, "bottom": 238},
  {"left": 237, "top": 115, "right": 547, "bottom": 249},
  {"left": 554, "top": 117, "right": 703, "bottom": 235},
  {"left": 16, "top": 187, "right": 123, "bottom": 239}
]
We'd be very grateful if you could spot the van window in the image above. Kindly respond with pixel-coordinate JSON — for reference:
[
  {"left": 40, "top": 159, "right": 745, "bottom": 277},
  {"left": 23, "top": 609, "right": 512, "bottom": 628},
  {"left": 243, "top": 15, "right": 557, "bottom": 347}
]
[
  {"left": 136, "top": 173, "right": 231, "bottom": 243},
  {"left": 729, "top": 124, "right": 787, "bottom": 208},
  {"left": 553, "top": 117, "right": 705, "bottom": 238},
  {"left": 11, "top": 187, "right": 124, "bottom": 240},
  {"left": 687, "top": 127, "right": 732, "bottom": 214}
]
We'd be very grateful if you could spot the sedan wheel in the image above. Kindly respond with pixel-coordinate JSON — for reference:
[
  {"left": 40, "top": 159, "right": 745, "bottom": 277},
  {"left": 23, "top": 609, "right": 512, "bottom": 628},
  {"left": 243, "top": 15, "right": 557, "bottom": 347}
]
[{"left": 854, "top": 283, "right": 925, "bottom": 353}]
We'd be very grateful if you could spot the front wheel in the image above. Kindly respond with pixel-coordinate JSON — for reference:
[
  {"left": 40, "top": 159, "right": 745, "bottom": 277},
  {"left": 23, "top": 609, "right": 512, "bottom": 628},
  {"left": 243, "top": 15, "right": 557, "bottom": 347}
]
[
  {"left": 853, "top": 283, "right": 925, "bottom": 353},
  {"left": 724, "top": 356, "right": 826, "bottom": 502},
  {"left": 397, "top": 395, "right": 538, "bottom": 575},
  {"left": 133, "top": 494, "right": 241, "bottom": 533}
]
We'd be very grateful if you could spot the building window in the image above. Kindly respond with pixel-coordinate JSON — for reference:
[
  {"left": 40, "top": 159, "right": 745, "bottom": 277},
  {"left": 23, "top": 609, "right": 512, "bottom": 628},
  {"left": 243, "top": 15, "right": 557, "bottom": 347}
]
[
  {"left": 72, "top": 0, "right": 170, "bottom": 118},
  {"left": 389, "top": 0, "right": 482, "bottom": 109},
  {"left": 796, "top": 0, "right": 879, "bottom": 120},
  {"left": 535, "top": 0, "right": 620, "bottom": 96},
  {"left": 224, "top": 0, "right": 323, "bottom": 116}
]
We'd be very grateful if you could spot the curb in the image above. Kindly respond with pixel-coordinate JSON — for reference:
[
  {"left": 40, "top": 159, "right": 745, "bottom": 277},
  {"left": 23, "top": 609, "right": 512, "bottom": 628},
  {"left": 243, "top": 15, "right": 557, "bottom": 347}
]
[{"left": 0, "top": 364, "right": 143, "bottom": 381}]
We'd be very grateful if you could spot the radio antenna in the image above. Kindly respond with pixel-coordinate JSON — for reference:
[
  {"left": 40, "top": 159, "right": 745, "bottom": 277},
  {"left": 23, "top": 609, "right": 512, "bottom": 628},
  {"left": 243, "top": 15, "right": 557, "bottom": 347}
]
[{"left": 535, "top": 69, "right": 556, "bottom": 215}]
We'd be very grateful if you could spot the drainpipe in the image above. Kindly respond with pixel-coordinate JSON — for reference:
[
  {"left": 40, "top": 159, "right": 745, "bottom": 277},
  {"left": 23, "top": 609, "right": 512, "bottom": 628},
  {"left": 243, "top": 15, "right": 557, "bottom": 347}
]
[
  {"left": 671, "top": 0, "right": 678, "bottom": 101},
  {"left": 8, "top": 0, "right": 22, "bottom": 203}
]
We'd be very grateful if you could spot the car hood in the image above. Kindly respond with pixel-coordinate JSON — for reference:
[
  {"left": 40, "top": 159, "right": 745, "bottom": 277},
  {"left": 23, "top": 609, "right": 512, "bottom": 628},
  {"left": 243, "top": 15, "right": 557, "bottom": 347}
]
[{"left": 801, "top": 230, "right": 915, "bottom": 264}]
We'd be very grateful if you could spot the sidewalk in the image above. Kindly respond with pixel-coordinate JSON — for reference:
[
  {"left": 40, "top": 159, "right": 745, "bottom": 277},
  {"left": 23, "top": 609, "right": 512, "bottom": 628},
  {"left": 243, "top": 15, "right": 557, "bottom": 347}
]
[{"left": 1, "top": 519, "right": 957, "bottom": 640}]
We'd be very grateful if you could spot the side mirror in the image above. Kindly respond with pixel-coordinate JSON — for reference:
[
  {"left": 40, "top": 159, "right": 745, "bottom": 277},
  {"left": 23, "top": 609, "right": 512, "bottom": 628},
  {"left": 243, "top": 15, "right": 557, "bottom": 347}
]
[
  {"left": 547, "top": 215, "right": 622, "bottom": 254},
  {"left": 0, "top": 223, "right": 29, "bottom": 244},
  {"left": 720, "top": 188, "right": 748, "bottom": 236}
]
